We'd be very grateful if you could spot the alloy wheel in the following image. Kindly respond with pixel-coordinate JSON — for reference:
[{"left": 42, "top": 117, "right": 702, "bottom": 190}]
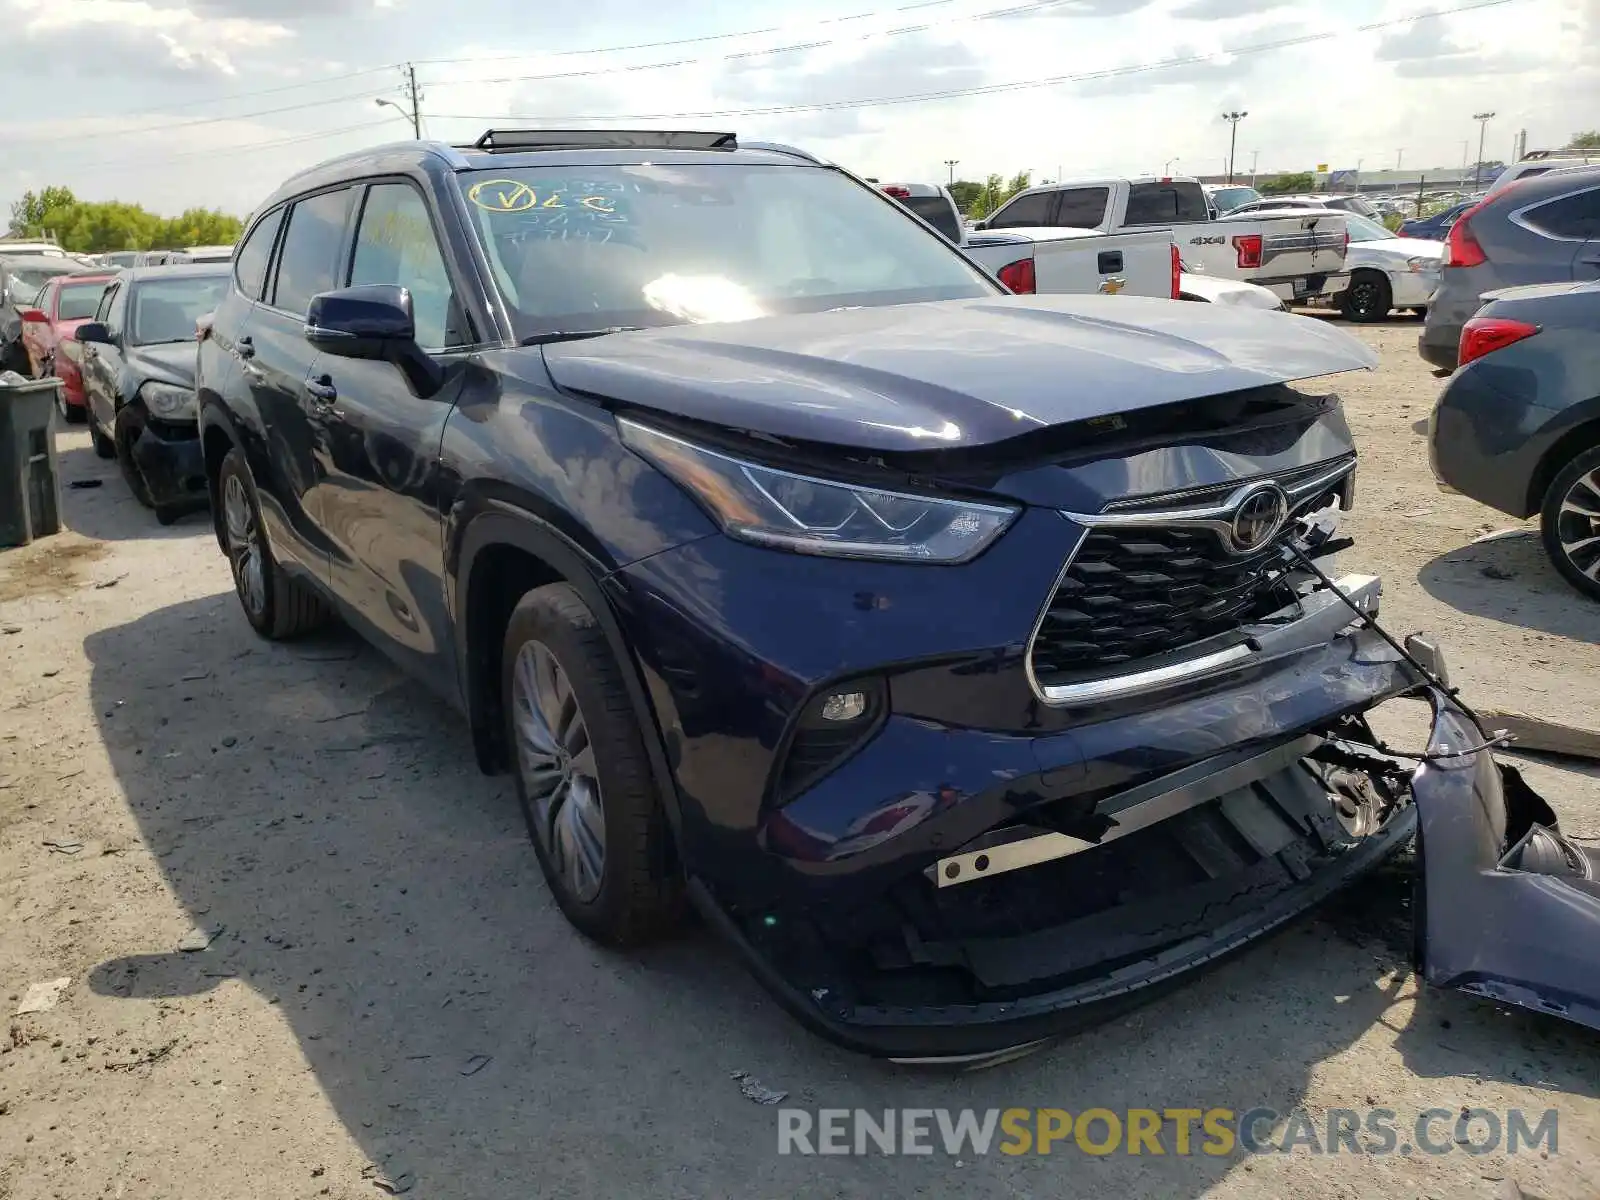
[
  {"left": 1349, "top": 278, "right": 1382, "bottom": 318},
  {"left": 223, "top": 473, "right": 266, "bottom": 618},
  {"left": 511, "top": 639, "right": 606, "bottom": 903},
  {"left": 1555, "top": 468, "right": 1600, "bottom": 583}
]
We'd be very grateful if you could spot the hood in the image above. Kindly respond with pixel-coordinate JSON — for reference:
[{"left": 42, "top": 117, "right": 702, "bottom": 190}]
[
  {"left": 1178, "top": 272, "right": 1282, "bottom": 310},
  {"left": 541, "top": 295, "right": 1375, "bottom": 452},
  {"left": 126, "top": 340, "right": 197, "bottom": 387}
]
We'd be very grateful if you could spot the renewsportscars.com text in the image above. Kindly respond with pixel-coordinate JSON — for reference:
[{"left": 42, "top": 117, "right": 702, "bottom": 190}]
[{"left": 777, "top": 1107, "right": 1559, "bottom": 1157}]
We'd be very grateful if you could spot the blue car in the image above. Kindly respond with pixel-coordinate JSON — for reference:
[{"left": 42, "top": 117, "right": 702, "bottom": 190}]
[
  {"left": 191, "top": 128, "right": 1576, "bottom": 1059},
  {"left": 1398, "top": 201, "right": 1472, "bottom": 240}
]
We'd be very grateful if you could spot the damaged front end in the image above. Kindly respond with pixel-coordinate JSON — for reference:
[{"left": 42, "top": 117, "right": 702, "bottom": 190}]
[{"left": 1414, "top": 696, "right": 1600, "bottom": 1033}]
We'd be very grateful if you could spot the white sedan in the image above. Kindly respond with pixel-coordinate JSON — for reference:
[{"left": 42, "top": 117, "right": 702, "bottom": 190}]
[{"left": 1224, "top": 207, "right": 1443, "bottom": 322}]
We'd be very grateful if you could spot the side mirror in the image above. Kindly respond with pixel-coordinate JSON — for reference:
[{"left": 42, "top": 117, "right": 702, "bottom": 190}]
[
  {"left": 972, "top": 220, "right": 989, "bottom": 231},
  {"left": 305, "top": 284, "right": 443, "bottom": 397},
  {"left": 19, "top": 307, "right": 47, "bottom": 324},
  {"left": 75, "top": 321, "right": 113, "bottom": 345}
]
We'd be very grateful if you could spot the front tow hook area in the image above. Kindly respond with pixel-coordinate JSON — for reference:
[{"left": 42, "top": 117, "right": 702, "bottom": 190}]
[{"left": 1412, "top": 692, "right": 1600, "bottom": 1033}]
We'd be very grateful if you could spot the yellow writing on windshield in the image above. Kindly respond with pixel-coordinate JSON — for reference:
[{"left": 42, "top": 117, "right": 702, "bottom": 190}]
[{"left": 467, "top": 178, "right": 617, "bottom": 215}]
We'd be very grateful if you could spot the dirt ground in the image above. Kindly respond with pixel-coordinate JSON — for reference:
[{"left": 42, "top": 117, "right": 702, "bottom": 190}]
[{"left": 2, "top": 317, "right": 1598, "bottom": 1200}]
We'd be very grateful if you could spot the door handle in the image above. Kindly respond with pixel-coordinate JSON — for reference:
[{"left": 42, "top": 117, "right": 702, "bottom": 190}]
[
  {"left": 306, "top": 376, "right": 338, "bottom": 404},
  {"left": 236, "top": 335, "right": 255, "bottom": 360}
]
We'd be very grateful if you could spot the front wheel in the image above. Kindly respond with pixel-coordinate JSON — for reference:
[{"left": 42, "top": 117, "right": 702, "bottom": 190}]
[
  {"left": 1340, "top": 271, "right": 1393, "bottom": 323},
  {"left": 1540, "top": 445, "right": 1600, "bottom": 602},
  {"left": 89, "top": 420, "right": 116, "bottom": 459},
  {"left": 218, "top": 447, "right": 330, "bottom": 638},
  {"left": 502, "top": 583, "right": 683, "bottom": 946},
  {"left": 114, "top": 403, "right": 154, "bottom": 508}
]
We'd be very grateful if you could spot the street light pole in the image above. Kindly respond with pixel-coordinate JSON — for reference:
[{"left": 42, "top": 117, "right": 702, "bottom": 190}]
[
  {"left": 1221, "top": 111, "right": 1248, "bottom": 183},
  {"left": 375, "top": 63, "right": 423, "bottom": 138},
  {"left": 944, "top": 159, "right": 959, "bottom": 186},
  {"left": 1472, "top": 111, "right": 1496, "bottom": 188},
  {"left": 1249, "top": 149, "right": 1259, "bottom": 186}
]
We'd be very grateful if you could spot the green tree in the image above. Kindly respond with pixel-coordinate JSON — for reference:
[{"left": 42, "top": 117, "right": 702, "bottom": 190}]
[
  {"left": 969, "top": 171, "right": 1036, "bottom": 221},
  {"left": 5, "top": 185, "right": 243, "bottom": 253},
  {"left": 1569, "top": 130, "right": 1600, "bottom": 149},
  {"left": 1258, "top": 171, "right": 1316, "bottom": 196},
  {"left": 947, "top": 179, "right": 984, "bottom": 213}
]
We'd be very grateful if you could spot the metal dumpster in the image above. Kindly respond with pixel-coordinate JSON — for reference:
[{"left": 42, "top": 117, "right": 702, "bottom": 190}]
[{"left": 0, "top": 371, "right": 64, "bottom": 547}]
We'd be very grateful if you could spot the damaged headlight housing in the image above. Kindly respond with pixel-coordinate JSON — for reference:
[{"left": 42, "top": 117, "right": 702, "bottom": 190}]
[
  {"left": 140, "top": 381, "right": 196, "bottom": 422},
  {"left": 618, "top": 417, "right": 1018, "bottom": 563}
]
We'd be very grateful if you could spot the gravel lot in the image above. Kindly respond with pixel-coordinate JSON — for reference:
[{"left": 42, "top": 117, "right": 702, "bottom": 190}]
[{"left": 2, "top": 317, "right": 1598, "bottom": 1200}]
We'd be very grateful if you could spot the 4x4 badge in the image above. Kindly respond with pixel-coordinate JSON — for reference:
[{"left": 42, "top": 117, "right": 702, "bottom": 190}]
[{"left": 1229, "top": 484, "right": 1289, "bottom": 553}]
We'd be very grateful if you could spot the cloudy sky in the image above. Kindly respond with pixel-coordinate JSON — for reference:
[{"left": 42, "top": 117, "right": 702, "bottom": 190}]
[{"left": 4, "top": 0, "right": 1596, "bottom": 218}]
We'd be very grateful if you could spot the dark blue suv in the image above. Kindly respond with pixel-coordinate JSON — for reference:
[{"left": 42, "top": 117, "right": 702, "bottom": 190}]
[{"left": 196, "top": 129, "right": 1439, "bottom": 1059}]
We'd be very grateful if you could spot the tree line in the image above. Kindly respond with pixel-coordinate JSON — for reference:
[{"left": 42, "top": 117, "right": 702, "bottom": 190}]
[{"left": 6, "top": 186, "right": 244, "bottom": 254}]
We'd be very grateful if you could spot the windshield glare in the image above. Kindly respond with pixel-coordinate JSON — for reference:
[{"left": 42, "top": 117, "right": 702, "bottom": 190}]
[
  {"left": 129, "top": 275, "right": 227, "bottom": 344},
  {"left": 456, "top": 164, "right": 997, "bottom": 336},
  {"left": 58, "top": 281, "right": 110, "bottom": 321}
]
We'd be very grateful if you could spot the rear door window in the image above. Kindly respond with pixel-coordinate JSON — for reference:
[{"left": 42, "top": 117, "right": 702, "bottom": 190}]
[
  {"left": 988, "top": 190, "right": 1056, "bottom": 228},
  {"left": 1521, "top": 187, "right": 1600, "bottom": 240},
  {"left": 1125, "top": 182, "right": 1209, "bottom": 225},
  {"left": 1049, "top": 188, "right": 1110, "bottom": 229},
  {"left": 271, "top": 188, "right": 355, "bottom": 316},
  {"left": 900, "top": 195, "right": 961, "bottom": 243}
]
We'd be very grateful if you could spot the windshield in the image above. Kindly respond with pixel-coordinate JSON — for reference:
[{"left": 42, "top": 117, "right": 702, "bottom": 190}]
[
  {"left": 58, "top": 280, "right": 109, "bottom": 320},
  {"left": 128, "top": 274, "right": 228, "bottom": 344},
  {"left": 7, "top": 263, "right": 74, "bottom": 301},
  {"left": 1342, "top": 215, "right": 1394, "bottom": 242},
  {"left": 1209, "top": 186, "right": 1260, "bottom": 213},
  {"left": 456, "top": 164, "right": 996, "bottom": 338}
]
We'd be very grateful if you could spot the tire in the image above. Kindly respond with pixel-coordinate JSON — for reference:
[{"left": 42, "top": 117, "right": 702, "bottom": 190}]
[
  {"left": 89, "top": 420, "right": 116, "bottom": 459},
  {"left": 114, "top": 403, "right": 154, "bottom": 508},
  {"left": 1339, "top": 270, "right": 1393, "bottom": 323},
  {"left": 501, "top": 582, "right": 683, "bottom": 946},
  {"left": 1540, "top": 444, "right": 1600, "bottom": 603},
  {"left": 218, "top": 447, "right": 330, "bottom": 638},
  {"left": 154, "top": 504, "right": 182, "bottom": 527}
]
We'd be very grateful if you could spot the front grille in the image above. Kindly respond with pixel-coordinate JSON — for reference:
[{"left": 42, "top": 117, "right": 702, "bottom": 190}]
[
  {"left": 1029, "top": 464, "right": 1355, "bottom": 686},
  {"left": 1030, "top": 526, "right": 1298, "bottom": 683}
]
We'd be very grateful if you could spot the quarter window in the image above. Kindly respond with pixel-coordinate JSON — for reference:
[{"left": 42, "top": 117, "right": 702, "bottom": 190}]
[
  {"left": 348, "top": 183, "right": 465, "bottom": 348},
  {"left": 271, "top": 188, "right": 354, "bottom": 316},
  {"left": 234, "top": 207, "right": 284, "bottom": 301},
  {"left": 1522, "top": 188, "right": 1600, "bottom": 240}
]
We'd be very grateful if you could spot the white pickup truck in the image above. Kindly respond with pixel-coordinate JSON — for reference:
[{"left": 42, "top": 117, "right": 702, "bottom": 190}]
[
  {"left": 975, "top": 176, "right": 1350, "bottom": 305},
  {"left": 962, "top": 226, "right": 1178, "bottom": 298}
]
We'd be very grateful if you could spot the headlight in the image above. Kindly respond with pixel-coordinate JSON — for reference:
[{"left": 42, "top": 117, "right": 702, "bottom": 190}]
[
  {"left": 1405, "top": 256, "right": 1433, "bottom": 273},
  {"left": 617, "top": 417, "right": 1018, "bottom": 563},
  {"left": 140, "top": 381, "right": 196, "bottom": 421}
]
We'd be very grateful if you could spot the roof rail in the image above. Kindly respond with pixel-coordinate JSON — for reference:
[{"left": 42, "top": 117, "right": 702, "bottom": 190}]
[
  {"left": 466, "top": 129, "right": 738, "bottom": 152},
  {"left": 740, "top": 140, "right": 824, "bottom": 166}
]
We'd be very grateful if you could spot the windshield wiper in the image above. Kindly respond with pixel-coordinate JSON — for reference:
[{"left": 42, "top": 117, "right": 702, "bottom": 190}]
[{"left": 520, "top": 326, "right": 647, "bottom": 346}]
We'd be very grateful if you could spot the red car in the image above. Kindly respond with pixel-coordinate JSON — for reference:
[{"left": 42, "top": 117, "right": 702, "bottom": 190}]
[{"left": 19, "top": 272, "right": 115, "bottom": 422}]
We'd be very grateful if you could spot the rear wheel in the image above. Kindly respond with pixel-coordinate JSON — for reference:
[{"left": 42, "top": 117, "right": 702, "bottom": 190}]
[
  {"left": 1540, "top": 445, "right": 1600, "bottom": 602},
  {"left": 1340, "top": 270, "right": 1392, "bottom": 323},
  {"left": 219, "top": 447, "right": 330, "bottom": 638},
  {"left": 501, "top": 583, "right": 683, "bottom": 946}
]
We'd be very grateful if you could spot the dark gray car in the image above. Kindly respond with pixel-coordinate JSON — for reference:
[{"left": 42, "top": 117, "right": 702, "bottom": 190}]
[
  {"left": 1419, "top": 166, "right": 1600, "bottom": 370},
  {"left": 1429, "top": 278, "right": 1600, "bottom": 598}
]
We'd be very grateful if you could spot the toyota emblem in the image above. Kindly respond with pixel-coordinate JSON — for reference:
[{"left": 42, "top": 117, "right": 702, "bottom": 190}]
[{"left": 1229, "top": 484, "right": 1289, "bottom": 553}]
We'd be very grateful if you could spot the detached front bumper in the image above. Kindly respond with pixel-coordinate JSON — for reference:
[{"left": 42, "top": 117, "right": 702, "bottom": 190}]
[
  {"left": 1415, "top": 699, "right": 1600, "bottom": 1032},
  {"left": 129, "top": 418, "right": 207, "bottom": 509}
]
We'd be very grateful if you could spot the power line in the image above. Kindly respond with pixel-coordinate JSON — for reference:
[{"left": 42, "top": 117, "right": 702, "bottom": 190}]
[
  {"left": 411, "top": 0, "right": 964, "bottom": 65},
  {"left": 419, "top": 0, "right": 1085, "bottom": 89},
  {"left": 426, "top": 0, "right": 1523, "bottom": 126},
  {"left": 44, "top": 64, "right": 404, "bottom": 125},
  {"left": 57, "top": 119, "right": 402, "bottom": 177}
]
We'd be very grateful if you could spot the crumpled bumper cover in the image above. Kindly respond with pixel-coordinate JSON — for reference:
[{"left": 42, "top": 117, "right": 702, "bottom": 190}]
[
  {"left": 129, "top": 419, "right": 207, "bottom": 509},
  {"left": 1414, "top": 698, "right": 1600, "bottom": 1032}
]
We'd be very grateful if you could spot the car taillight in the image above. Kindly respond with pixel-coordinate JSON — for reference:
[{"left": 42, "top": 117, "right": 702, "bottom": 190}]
[
  {"left": 1445, "top": 211, "right": 1487, "bottom": 267},
  {"left": 1169, "top": 242, "right": 1181, "bottom": 299},
  {"left": 997, "top": 257, "right": 1036, "bottom": 294},
  {"left": 1232, "top": 234, "right": 1263, "bottom": 269},
  {"left": 1458, "top": 316, "right": 1539, "bottom": 366}
]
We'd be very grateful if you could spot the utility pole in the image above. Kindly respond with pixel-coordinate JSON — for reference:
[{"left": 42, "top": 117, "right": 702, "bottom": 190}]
[
  {"left": 944, "top": 159, "right": 959, "bottom": 186},
  {"left": 1221, "top": 111, "right": 1248, "bottom": 183},
  {"left": 375, "top": 63, "right": 424, "bottom": 138},
  {"left": 1472, "top": 111, "right": 1495, "bottom": 188}
]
